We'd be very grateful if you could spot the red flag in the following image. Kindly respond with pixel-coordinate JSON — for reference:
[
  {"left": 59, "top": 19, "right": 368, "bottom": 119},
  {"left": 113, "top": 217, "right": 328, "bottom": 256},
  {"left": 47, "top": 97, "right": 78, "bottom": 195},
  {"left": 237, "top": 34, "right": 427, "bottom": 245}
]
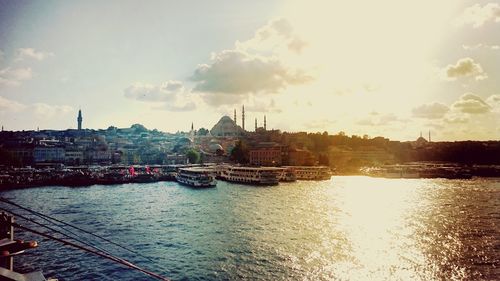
[{"left": 129, "top": 166, "right": 135, "bottom": 176}]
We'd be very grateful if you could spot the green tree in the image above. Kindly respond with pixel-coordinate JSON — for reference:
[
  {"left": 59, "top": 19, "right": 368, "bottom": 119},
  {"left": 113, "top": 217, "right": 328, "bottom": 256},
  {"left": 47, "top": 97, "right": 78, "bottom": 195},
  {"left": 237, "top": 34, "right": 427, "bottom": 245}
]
[
  {"left": 0, "top": 148, "right": 22, "bottom": 167},
  {"left": 186, "top": 149, "right": 200, "bottom": 164},
  {"left": 197, "top": 128, "right": 209, "bottom": 136},
  {"left": 230, "top": 140, "right": 249, "bottom": 164}
]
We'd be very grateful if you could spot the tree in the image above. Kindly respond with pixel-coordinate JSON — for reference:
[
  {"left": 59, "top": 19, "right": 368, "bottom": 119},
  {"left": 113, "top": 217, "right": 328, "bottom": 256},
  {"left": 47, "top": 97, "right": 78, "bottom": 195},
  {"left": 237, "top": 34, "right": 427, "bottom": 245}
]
[
  {"left": 230, "top": 140, "right": 249, "bottom": 164},
  {"left": 0, "top": 148, "right": 22, "bottom": 167},
  {"left": 186, "top": 149, "right": 200, "bottom": 164},
  {"left": 197, "top": 128, "right": 209, "bottom": 136}
]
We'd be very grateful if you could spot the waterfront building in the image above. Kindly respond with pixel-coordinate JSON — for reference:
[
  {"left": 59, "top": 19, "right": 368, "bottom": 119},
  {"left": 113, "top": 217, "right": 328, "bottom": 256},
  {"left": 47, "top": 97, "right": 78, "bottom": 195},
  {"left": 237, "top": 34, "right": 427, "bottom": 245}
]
[
  {"left": 65, "top": 149, "right": 84, "bottom": 165},
  {"left": 165, "top": 153, "right": 188, "bottom": 165},
  {"left": 249, "top": 142, "right": 282, "bottom": 166},
  {"left": 34, "top": 145, "right": 65, "bottom": 163}
]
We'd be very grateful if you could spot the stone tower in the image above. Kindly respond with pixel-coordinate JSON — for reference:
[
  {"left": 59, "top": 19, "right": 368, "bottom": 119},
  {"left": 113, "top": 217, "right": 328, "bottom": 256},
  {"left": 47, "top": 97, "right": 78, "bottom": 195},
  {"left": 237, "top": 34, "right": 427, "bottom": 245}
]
[
  {"left": 77, "top": 109, "right": 82, "bottom": 130},
  {"left": 242, "top": 105, "right": 245, "bottom": 131}
]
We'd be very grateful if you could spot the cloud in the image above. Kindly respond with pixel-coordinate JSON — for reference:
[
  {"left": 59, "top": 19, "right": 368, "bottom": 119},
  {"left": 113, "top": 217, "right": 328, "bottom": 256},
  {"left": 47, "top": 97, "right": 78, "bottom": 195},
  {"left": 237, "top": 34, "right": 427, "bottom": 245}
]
[
  {"left": 0, "top": 96, "right": 73, "bottom": 118},
  {"left": 356, "top": 113, "right": 407, "bottom": 126},
  {"left": 441, "top": 57, "right": 487, "bottom": 81},
  {"left": 244, "top": 99, "right": 282, "bottom": 113},
  {"left": 15, "top": 48, "right": 54, "bottom": 61},
  {"left": 0, "top": 67, "right": 33, "bottom": 86},
  {"left": 444, "top": 115, "right": 469, "bottom": 124},
  {"left": 456, "top": 3, "right": 500, "bottom": 28},
  {"left": 124, "top": 82, "right": 177, "bottom": 102},
  {"left": 462, "top": 44, "right": 500, "bottom": 50},
  {"left": 452, "top": 93, "right": 491, "bottom": 114},
  {"left": 192, "top": 50, "right": 311, "bottom": 96},
  {"left": 303, "top": 118, "right": 336, "bottom": 130},
  {"left": 0, "top": 96, "right": 27, "bottom": 112},
  {"left": 412, "top": 102, "right": 450, "bottom": 119},
  {"left": 32, "top": 103, "right": 73, "bottom": 118},
  {"left": 124, "top": 80, "right": 196, "bottom": 111},
  {"left": 486, "top": 94, "right": 500, "bottom": 112},
  {"left": 237, "top": 18, "right": 307, "bottom": 55}
]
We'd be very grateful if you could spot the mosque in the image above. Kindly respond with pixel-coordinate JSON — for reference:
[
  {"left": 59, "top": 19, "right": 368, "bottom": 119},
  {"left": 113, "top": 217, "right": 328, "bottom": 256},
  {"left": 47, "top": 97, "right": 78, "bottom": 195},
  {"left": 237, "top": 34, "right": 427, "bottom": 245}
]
[{"left": 209, "top": 105, "right": 267, "bottom": 137}]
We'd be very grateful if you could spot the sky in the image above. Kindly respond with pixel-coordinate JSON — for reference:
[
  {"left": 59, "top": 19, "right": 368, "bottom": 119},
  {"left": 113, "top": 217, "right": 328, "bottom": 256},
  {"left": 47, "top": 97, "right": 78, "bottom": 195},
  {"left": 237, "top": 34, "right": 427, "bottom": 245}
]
[{"left": 0, "top": 0, "right": 499, "bottom": 141}]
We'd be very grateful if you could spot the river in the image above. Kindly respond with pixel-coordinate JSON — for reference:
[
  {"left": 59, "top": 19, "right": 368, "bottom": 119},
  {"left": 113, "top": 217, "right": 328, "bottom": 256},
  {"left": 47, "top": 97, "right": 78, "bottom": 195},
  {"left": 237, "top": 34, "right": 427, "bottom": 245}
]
[{"left": 1, "top": 176, "right": 499, "bottom": 280}]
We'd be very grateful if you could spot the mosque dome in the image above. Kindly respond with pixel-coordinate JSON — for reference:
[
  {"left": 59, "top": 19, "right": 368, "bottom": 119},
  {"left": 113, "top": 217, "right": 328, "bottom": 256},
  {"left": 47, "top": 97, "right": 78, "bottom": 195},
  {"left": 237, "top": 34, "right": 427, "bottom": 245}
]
[
  {"left": 209, "top": 143, "right": 224, "bottom": 153},
  {"left": 210, "top": 115, "right": 244, "bottom": 137}
]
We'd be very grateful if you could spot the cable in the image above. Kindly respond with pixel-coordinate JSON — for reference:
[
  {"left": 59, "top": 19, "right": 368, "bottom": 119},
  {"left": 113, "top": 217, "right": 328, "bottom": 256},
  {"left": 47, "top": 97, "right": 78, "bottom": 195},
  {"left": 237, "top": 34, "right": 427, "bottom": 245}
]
[
  {"left": 0, "top": 207, "right": 117, "bottom": 259},
  {"left": 11, "top": 222, "right": 169, "bottom": 281},
  {"left": 0, "top": 197, "right": 154, "bottom": 263}
]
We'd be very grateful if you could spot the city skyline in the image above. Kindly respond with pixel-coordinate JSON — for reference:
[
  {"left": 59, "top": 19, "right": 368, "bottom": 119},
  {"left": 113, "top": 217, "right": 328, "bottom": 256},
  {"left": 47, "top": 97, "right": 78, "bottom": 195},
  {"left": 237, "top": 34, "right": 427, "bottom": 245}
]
[{"left": 1, "top": 1, "right": 500, "bottom": 141}]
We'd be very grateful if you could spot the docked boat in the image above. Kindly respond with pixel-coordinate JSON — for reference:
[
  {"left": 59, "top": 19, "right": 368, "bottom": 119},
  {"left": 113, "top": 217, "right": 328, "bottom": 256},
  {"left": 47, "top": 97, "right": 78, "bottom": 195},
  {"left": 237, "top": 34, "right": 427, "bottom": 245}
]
[
  {"left": 176, "top": 167, "right": 217, "bottom": 188},
  {"left": 282, "top": 166, "right": 331, "bottom": 180},
  {"left": 132, "top": 173, "right": 157, "bottom": 183},
  {"left": 220, "top": 166, "right": 281, "bottom": 185},
  {"left": 279, "top": 167, "right": 297, "bottom": 182}
]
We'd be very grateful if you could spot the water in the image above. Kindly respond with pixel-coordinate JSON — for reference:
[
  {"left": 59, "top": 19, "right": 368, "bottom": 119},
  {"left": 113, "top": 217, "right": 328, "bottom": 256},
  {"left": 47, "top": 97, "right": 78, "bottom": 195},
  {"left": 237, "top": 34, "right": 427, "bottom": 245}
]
[{"left": 1, "top": 176, "right": 499, "bottom": 280}]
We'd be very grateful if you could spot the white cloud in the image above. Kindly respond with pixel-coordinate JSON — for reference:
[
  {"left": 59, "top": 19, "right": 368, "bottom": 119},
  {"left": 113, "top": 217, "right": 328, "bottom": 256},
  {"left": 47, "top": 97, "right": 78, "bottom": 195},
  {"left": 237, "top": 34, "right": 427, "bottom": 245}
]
[
  {"left": 456, "top": 3, "right": 500, "bottom": 28},
  {"left": 244, "top": 99, "right": 282, "bottom": 113},
  {"left": 357, "top": 113, "right": 407, "bottom": 126},
  {"left": 32, "top": 103, "right": 73, "bottom": 118},
  {"left": 452, "top": 93, "right": 491, "bottom": 114},
  {"left": 412, "top": 102, "right": 450, "bottom": 119},
  {"left": 0, "top": 96, "right": 27, "bottom": 112},
  {"left": 462, "top": 44, "right": 500, "bottom": 50},
  {"left": 236, "top": 18, "right": 307, "bottom": 55},
  {"left": 0, "top": 67, "right": 33, "bottom": 86},
  {"left": 0, "top": 96, "right": 73, "bottom": 119},
  {"left": 124, "top": 80, "right": 196, "bottom": 111},
  {"left": 191, "top": 50, "right": 311, "bottom": 106},
  {"left": 441, "top": 57, "right": 487, "bottom": 81},
  {"left": 486, "top": 94, "right": 500, "bottom": 112},
  {"left": 15, "top": 48, "right": 54, "bottom": 61},
  {"left": 303, "top": 118, "right": 336, "bottom": 130}
]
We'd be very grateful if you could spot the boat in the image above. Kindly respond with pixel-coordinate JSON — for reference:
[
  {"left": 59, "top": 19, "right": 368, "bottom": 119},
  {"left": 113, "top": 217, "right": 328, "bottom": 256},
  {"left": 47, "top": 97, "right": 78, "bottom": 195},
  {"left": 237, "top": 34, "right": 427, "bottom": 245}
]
[
  {"left": 176, "top": 167, "right": 217, "bottom": 188},
  {"left": 279, "top": 167, "right": 297, "bottom": 182},
  {"left": 220, "top": 166, "right": 281, "bottom": 185},
  {"left": 132, "top": 173, "right": 157, "bottom": 183},
  {"left": 282, "top": 166, "right": 331, "bottom": 180}
]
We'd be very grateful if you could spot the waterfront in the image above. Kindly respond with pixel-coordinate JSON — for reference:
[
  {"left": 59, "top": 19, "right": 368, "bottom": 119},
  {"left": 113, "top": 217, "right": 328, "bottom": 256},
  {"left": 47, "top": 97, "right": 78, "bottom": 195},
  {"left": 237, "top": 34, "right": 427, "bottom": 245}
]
[{"left": 2, "top": 177, "right": 499, "bottom": 280}]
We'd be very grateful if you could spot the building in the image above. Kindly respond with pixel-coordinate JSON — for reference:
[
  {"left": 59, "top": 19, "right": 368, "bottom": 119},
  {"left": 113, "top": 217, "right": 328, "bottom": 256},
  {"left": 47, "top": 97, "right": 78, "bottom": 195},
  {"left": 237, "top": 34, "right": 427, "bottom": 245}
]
[
  {"left": 210, "top": 116, "right": 245, "bottom": 137},
  {"left": 34, "top": 145, "right": 65, "bottom": 163},
  {"left": 286, "top": 148, "right": 316, "bottom": 166},
  {"left": 249, "top": 142, "right": 282, "bottom": 166}
]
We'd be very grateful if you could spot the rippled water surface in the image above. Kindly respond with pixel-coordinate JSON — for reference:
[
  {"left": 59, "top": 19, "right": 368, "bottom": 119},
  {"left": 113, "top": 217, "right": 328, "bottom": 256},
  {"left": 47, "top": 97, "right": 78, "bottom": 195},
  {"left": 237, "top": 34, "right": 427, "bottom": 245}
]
[{"left": 1, "top": 176, "right": 499, "bottom": 280}]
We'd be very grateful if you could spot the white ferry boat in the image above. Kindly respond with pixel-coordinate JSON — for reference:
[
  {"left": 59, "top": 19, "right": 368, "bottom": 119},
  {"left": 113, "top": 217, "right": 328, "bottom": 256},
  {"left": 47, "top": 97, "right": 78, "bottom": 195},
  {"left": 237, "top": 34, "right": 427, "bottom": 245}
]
[
  {"left": 279, "top": 167, "right": 297, "bottom": 182},
  {"left": 283, "top": 166, "right": 331, "bottom": 180},
  {"left": 221, "top": 166, "right": 281, "bottom": 185},
  {"left": 176, "top": 167, "right": 217, "bottom": 187}
]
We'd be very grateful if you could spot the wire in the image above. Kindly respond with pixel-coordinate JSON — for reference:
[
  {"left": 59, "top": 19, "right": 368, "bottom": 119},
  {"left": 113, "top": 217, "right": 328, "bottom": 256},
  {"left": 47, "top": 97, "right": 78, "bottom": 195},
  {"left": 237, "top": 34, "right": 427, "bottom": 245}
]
[
  {"left": 0, "top": 207, "right": 117, "bottom": 259},
  {"left": 11, "top": 222, "right": 169, "bottom": 281},
  {"left": 0, "top": 197, "right": 155, "bottom": 263}
]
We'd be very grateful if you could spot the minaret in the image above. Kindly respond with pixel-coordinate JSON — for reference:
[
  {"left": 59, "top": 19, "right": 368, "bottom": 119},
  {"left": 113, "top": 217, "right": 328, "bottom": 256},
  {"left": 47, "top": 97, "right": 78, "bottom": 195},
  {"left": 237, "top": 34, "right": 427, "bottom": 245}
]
[
  {"left": 429, "top": 130, "right": 431, "bottom": 142},
  {"left": 264, "top": 115, "right": 267, "bottom": 131},
  {"left": 191, "top": 122, "right": 194, "bottom": 131},
  {"left": 234, "top": 109, "right": 237, "bottom": 124},
  {"left": 77, "top": 109, "right": 82, "bottom": 130},
  {"left": 242, "top": 105, "right": 245, "bottom": 131},
  {"left": 255, "top": 118, "right": 257, "bottom": 131}
]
